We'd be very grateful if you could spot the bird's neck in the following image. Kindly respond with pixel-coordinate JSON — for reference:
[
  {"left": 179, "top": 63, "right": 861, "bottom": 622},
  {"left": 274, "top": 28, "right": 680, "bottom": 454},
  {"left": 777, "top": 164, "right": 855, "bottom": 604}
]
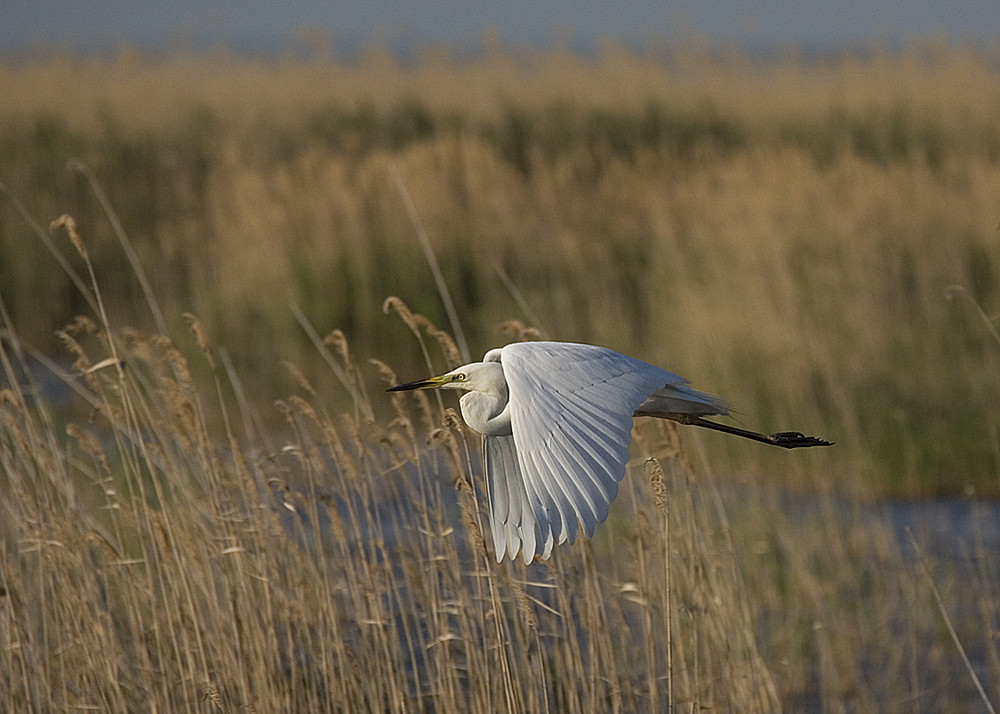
[{"left": 459, "top": 389, "right": 511, "bottom": 436}]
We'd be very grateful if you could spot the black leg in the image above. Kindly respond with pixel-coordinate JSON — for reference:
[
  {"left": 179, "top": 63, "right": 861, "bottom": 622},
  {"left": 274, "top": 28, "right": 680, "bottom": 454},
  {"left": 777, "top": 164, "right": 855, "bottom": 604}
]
[{"left": 687, "top": 417, "right": 833, "bottom": 449}]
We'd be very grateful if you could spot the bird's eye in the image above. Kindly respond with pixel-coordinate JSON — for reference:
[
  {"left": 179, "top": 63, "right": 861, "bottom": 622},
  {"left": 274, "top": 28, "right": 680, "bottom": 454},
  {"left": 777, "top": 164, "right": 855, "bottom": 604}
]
[{"left": 454, "top": 373, "right": 466, "bottom": 382}]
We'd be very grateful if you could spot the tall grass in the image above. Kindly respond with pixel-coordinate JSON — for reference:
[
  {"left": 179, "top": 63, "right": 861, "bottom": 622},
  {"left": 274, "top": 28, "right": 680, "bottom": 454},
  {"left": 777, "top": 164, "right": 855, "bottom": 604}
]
[
  {"left": 0, "top": 216, "right": 783, "bottom": 710},
  {"left": 2, "top": 42, "right": 1000, "bottom": 709},
  {"left": 1, "top": 202, "right": 998, "bottom": 711}
]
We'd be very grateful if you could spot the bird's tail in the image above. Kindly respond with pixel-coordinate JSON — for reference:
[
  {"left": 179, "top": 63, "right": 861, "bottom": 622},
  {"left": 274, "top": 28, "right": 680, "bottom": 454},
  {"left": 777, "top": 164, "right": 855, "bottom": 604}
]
[
  {"left": 634, "top": 383, "right": 832, "bottom": 449},
  {"left": 633, "top": 382, "right": 728, "bottom": 419}
]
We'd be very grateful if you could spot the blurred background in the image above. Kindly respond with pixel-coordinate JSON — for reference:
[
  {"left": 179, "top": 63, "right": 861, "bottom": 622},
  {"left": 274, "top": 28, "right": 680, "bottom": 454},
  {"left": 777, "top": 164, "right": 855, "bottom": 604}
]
[{"left": 3, "top": 3, "right": 1000, "bottom": 497}]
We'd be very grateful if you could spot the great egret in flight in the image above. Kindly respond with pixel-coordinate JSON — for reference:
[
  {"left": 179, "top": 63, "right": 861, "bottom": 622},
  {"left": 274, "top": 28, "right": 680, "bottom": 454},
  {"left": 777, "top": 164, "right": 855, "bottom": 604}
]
[{"left": 389, "top": 341, "right": 830, "bottom": 564}]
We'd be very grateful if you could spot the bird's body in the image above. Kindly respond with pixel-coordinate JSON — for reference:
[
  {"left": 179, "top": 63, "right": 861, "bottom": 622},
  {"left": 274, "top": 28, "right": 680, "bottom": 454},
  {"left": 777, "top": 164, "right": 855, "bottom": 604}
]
[{"left": 389, "top": 341, "right": 830, "bottom": 564}]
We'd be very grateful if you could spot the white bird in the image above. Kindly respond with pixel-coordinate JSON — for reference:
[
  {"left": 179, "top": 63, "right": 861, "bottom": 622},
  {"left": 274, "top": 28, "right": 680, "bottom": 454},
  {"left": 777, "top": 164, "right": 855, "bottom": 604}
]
[{"left": 388, "top": 341, "right": 830, "bottom": 564}]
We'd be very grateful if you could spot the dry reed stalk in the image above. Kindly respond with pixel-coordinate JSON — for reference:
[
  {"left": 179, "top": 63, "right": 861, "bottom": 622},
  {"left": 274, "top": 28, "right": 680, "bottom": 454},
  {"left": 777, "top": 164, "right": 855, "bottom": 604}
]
[
  {"left": 4, "top": 63, "right": 1000, "bottom": 707},
  {"left": 909, "top": 530, "right": 998, "bottom": 714},
  {"left": 390, "top": 162, "right": 470, "bottom": 363}
]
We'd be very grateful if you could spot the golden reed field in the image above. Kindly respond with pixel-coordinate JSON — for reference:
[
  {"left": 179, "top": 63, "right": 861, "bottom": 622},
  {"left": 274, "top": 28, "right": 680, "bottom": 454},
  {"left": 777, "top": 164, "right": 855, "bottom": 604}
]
[{"left": 1, "top": 40, "right": 1000, "bottom": 711}]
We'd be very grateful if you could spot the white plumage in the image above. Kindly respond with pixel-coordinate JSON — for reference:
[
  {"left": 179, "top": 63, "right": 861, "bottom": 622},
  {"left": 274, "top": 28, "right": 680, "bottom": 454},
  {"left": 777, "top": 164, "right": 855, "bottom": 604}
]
[{"left": 389, "top": 341, "right": 829, "bottom": 564}]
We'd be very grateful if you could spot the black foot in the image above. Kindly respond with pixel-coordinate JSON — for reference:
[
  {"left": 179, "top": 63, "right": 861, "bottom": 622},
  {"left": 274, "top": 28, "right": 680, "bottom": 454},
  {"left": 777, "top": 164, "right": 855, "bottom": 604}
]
[{"left": 767, "top": 432, "right": 834, "bottom": 449}]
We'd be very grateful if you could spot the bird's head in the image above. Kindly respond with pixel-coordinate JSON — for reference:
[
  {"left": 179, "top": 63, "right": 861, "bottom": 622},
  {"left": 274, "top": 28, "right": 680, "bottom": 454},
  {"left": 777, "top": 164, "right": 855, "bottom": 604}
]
[{"left": 387, "top": 361, "right": 505, "bottom": 395}]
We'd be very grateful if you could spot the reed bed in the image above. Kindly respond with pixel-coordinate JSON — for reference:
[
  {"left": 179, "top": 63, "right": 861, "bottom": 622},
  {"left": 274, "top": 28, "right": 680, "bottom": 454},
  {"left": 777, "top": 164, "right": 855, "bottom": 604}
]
[
  {"left": 2, "top": 41, "right": 1000, "bottom": 711},
  {"left": 0, "top": 233, "right": 781, "bottom": 709},
  {"left": 0, "top": 210, "right": 997, "bottom": 711}
]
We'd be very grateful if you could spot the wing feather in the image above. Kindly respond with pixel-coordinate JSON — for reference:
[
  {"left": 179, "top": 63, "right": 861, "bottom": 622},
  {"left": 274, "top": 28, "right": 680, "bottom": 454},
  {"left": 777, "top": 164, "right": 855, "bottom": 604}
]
[
  {"left": 500, "top": 342, "right": 679, "bottom": 556},
  {"left": 520, "top": 379, "right": 628, "bottom": 539},
  {"left": 557, "top": 390, "right": 633, "bottom": 463},
  {"left": 528, "top": 392, "right": 622, "bottom": 530},
  {"left": 544, "top": 418, "right": 621, "bottom": 527},
  {"left": 483, "top": 435, "right": 511, "bottom": 559},
  {"left": 518, "top": 398, "right": 592, "bottom": 533},
  {"left": 520, "top": 445, "right": 571, "bottom": 544},
  {"left": 534, "top": 445, "right": 583, "bottom": 543},
  {"left": 484, "top": 434, "right": 540, "bottom": 563},
  {"left": 521, "top": 464, "right": 556, "bottom": 559}
]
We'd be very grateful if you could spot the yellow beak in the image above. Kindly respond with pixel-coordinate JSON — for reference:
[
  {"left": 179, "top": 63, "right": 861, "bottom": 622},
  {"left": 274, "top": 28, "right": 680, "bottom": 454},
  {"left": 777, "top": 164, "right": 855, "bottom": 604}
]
[{"left": 386, "top": 374, "right": 450, "bottom": 392}]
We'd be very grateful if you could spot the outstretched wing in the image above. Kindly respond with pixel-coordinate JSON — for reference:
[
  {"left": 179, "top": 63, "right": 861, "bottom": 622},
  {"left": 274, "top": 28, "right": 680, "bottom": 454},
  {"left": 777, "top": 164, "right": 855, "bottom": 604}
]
[{"left": 498, "top": 341, "right": 686, "bottom": 557}]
